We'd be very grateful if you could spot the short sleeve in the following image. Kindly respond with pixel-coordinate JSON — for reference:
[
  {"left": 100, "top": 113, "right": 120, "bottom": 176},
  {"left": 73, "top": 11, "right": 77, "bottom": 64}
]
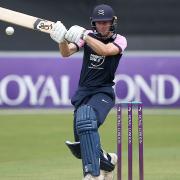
[
  {"left": 76, "top": 39, "right": 85, "bottom": 49},
  {"left": 75, "top": 30, "right": 93, "bottom": 49},
  {"left": 113, "top": 34, "right": 127, "bottom": 52}
]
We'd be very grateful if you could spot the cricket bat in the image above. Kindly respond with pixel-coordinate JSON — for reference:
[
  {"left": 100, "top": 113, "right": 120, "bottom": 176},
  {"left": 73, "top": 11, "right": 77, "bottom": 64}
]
[{"left": 0, "top": 7, "right": 54, "bottom": 33}]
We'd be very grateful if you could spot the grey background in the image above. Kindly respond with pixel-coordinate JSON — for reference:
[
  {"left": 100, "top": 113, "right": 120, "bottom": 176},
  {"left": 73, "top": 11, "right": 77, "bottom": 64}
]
[{"left": 0, "top": 0, "right": 180, "bottom": 50}]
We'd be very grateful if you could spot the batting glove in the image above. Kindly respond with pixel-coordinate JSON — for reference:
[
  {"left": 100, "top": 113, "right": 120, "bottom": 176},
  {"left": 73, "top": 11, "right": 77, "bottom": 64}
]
[
  {"left": 50, "top": 21, "right": 67, "bottom": 43},
  {"left": 65, "top": 25, "right": 86, "bottom": 43}
]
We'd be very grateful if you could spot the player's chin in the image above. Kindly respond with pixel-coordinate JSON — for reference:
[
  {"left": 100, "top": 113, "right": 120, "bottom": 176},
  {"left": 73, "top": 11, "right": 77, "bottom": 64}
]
[{"left": 100, "top": 31, "right": 111, "bottom": 37}]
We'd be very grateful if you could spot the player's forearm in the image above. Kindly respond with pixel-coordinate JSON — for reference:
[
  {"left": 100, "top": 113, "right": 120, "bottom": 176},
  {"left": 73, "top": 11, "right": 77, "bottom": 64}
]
[
  {"left": 84, "top": 36, "right": 108, "bottom": 56},
  {"left": 59, "top": 41, "right": 71, "bottom": 57}
]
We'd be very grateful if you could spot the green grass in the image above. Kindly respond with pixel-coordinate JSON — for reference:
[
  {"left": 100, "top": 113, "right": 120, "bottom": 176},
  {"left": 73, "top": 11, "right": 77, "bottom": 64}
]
[{"left": 0, "top": 109, "right": 180, "bottom": 180}]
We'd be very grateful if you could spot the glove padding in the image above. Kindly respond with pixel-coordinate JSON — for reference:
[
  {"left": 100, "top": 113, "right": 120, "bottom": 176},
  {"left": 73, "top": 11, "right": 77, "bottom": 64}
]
[
  {"left": 65, "top": 25, "right": 86, "bottom": 43},
  {"left": 50, "top": 21, "right": 67, "bottom": 43}
]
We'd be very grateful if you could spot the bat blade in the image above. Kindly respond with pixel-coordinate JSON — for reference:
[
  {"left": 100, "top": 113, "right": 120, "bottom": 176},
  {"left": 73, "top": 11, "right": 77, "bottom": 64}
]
[{"left": 0, "top": 7, "right": 54, "bottom": 34}]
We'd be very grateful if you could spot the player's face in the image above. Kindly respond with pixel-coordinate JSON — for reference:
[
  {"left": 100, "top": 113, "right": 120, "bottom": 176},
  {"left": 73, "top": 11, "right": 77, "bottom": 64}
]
[{"left": 95, "top": 21, "right": 112, "bottom": 36}]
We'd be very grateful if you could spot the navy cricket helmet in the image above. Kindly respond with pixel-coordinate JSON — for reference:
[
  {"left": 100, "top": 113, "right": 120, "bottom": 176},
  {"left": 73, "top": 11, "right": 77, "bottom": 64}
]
[{"left": 90, "top": 4, "right": 117, "bottom": 35}]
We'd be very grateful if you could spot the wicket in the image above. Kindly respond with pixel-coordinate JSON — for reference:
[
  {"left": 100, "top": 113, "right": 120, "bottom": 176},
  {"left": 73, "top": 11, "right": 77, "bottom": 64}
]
[{"left": 117, "top": 101, "right": 144, "bottom": 180}]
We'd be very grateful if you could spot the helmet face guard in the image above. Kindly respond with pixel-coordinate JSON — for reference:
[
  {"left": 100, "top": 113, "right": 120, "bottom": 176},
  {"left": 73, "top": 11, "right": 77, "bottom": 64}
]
[
  {"left": 91, "top": 16, "right": 117, "bottom": 34},
  {"left": 90, "top": 4, "right": 117, "bottom": 38}
]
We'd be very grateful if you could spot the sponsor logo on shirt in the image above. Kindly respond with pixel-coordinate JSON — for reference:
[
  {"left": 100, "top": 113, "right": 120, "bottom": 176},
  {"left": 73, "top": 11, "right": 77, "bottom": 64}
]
[{"left": 89, "top": 54, "right": 105, "bottom": 69}]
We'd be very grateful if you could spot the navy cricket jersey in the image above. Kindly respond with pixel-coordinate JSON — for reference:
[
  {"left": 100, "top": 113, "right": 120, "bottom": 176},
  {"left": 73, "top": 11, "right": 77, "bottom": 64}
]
[{"left": 76, "top": 32, "right": 127, "bottom": 88}]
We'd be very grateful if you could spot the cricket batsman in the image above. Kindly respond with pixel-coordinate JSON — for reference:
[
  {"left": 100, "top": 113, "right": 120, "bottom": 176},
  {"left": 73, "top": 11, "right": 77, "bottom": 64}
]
[{"left": 50, "top": 4, "right": 127, "bottom": 180}]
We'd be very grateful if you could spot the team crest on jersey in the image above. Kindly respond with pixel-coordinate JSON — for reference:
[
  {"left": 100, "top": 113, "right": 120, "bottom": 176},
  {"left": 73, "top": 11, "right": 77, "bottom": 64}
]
[{"left": 89, "top": 54, "right": 105, "bottom": 69}]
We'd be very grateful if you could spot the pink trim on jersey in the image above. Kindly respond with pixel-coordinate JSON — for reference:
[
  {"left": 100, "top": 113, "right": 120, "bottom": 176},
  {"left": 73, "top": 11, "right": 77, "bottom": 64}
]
[
  {"left": 76, "top": 30, "right": 93, "bottom": 48},
  {"left": 76, "top": 39, "right": 85, "bottom": 48},
  {"left": 114, "top": 34, "right": 127, "bottom": 52}
]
